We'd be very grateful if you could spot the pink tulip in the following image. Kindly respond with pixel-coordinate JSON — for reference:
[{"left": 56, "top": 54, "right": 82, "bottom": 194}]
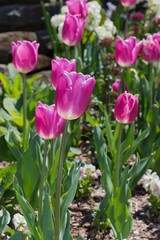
[
  {"left": 141, "top": 35, "right": 160, "bottom": 62},
  {"left": 35, "top": 101, "right": 65, "bottom": 139},
  {"left": 66, "top": 0, "right": 88, "bottom": 19},
  {"left": 112, "top": 79, "right": 128, "bottom": 98},
  {"left": 121, "top": 0, "right": 136, "bottom": 7},
  {"left": 55, "top": 71, "right": 95, "bottom": 120},
  {"left": 62, "top": 12, "right": 86, "bottom": 46},
  {"left": 115, "top": 36, "right": 142, "bottom": 67},
  {"left": 152, "top": 32, "right": 160, "bottom": 47},
  {"left": 11, "top": 40, "right": 39, "bottom": 73},
  {"left": 51, "top": 57, "right": 76, "bottom": 90},
  {"left": 114, "top": 92, "right": 138, "bottom": 124}
]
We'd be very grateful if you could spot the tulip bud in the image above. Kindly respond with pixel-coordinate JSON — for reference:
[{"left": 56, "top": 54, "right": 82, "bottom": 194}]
[
  {"left": 66, "top": 0, "right": 88, "bottom": 19},
  {"left": 11, "top": 40, "right": 39, "bottom": 73},
  {"left": 121, "top": 0, "right": 136, "bottom": 7},
  {"left": 51, "top": 57, "right": 76, "bottom": 90},
  {"left": 114, "top": 92, "right": 138, "bottom": 124},
  {"left": 55, "top": 71, "right": 95, "bottom": 120},
  {"left": 115, "top": 36, "right": 142, "bottom": 67},
  {"left": 112, "top": 79, "right": 128, "bottom": 98},
  {"left": 62, "top": 12, "right": 86, "bottom": 46},
  {"left": 35, "top": 101, "right": 65, "bottom": 139},
  {"left": 141, "top": 35, "right": 160, "bottom": 62}
]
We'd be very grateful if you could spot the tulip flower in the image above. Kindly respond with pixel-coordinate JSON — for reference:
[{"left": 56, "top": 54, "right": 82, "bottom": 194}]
[
  {"left": 35, "top": 101, "right": 65, "bottom": 139},
  {"left": 112, "top": 79, "right": 128, "bottom": 98},
  {"left": 62, "top": 12, "right": 86, "bottom": 46},
  {"left": 66, "top": 0, "right": 88, "bottom": 19},
  {"left": 51, "top": 57, "right": 76, "bottom": 90},
  {"left": 11, "top": 40, "right": 39, "bottom": 73},
  {"left": 115, "top": 36, "right": 142, "bottom": 67},
  {"left": 55, "top": 71, "right": 95, "bottom": 120},
  {"left": 114, "top": 92, "right": 138, "bottom": 124},
  {"left": 141, "top": 35, "right": 160, "bottom": 62},
  {"left": 121, "top": 0, "right": 136, "bottom": 7}
]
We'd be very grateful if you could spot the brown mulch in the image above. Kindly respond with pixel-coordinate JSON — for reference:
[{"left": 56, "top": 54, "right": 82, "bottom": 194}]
[{"left": 69, "top": 183, "right": 160, "bottom": 240}]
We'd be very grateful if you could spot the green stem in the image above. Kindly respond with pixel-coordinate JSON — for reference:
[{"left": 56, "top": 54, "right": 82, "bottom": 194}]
[
  {"left": 23, "top": 73, "right": 27, "bottom": 151},
  {"left": 149, "top": 62, "right": 153, "bottom": 108},
  {"left": 38, "top": 140, "right": 48, "bottom": 222},
  {"left": 119, "top": 68, "right": 125, "bottom": 95},
  {"left": 54, "top": 120, "right": 69, "bottom": 240},
  {"left": 124, "top": 7, "right": 129, "bottom": 36},
  {"left": 114, "top": 123, "right": 123, "bottom": 192},
  {"left": 49, "top": 139, "right": 54, "bottom": 183}
]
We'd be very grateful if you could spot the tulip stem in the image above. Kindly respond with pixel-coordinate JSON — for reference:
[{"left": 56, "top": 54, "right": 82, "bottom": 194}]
[
  {"left": 49, "top": 139, "right": 54, "bottom": 184},
  {"left": 23, "top": 73, "right": 27, "bottom": 151},
  {"left": 54, "top": 120, "right": 69, "bottom": 240},
  {"left": 149, "top": 62, "right": 153, "bottom": 108},
  {"left": 38, "top": 140, "right": 48, "bottom": 223},
  {"left": 114, "top": 123, "right": 123, "bottom": 192},
  {"left": 119, "top": 68, "right": 125, "bottom": 94}
]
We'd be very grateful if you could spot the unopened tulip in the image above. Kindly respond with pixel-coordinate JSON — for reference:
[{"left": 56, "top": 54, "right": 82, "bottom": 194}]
[
  {"left": 115, "top": 36, "right": 142, "bottom": 67},
  {"left": 141, "top": 35, "right": 160, "bottom": 62},
  {"left": 11, "top": 40, "right": 39, "bottom": 73},
  {"left": 35, "top": 101, "right": 65, "bottom": 139},
  {"left": 114, "top": 92, "right": 138, "bottom": 124},
  {"left": 62, "top": 13, "right": 85, "bottom": 46},
  {"left": 55, "top": 71, "right": 95, "bottom": 120},
  {"left": 51, "top": 57, "right": 76, "bottom": 90},
  {"left": 112, "top": 79, "right": 128, "bottom": 98},
  {"left": 66, "top": 0, "right": 88, "bottom": 19},
  {"left": 121, "top": 0, "right": 136, "bottom": 7}
]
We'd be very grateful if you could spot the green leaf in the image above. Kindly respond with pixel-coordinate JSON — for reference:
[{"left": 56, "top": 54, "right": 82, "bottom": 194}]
[
  {"left": 120, "top": 123, "right": 134, "bottom": 157},
  {"left": 77, "top": 234, "right": 84, "bottom": 240},
  {"left": 61, "top": 211, "right": 73, "bottom": 240},
  {"left": 8, "top": 63, "right": 19, "bottom": 80},
  {"left": 60, "top": 167, "right": 80, "bottom": 229},
  {"left": 93, "top": 127, "right": 108, "bottom": 172},
  {"left": 85, "top": 111, "right": 95, "bottom": 128},
  {"left": 0, "top": 208, "right": 9, "bottom": 234},
  {"left": 113, "top": 123, "right": 120, "bottom": 164},
  {"left": 9, "top": 232, "right": 27, "bottom": 240},
  {"left": 0, "top": 73, "right": 10, "bottom": 94},
  {"left": 13, "top": 177, "right": 41, "bottom": 240},
  {"left": 16, "top": 134, "right": 41, "bottom": 209},
  {"left": 40, "top": 193, "right": 54, "bottom": 240},
  {"left": 104, "top": 110, "right": 113, "bottom": 157}
]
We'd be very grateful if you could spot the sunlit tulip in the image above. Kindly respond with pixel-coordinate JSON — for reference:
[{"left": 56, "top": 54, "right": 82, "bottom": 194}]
[
  {"left": 51, "top": 57, "right": 76, "bottom": 90},
  {"left": 121, "top": 0, "right": 136, "bottom": 7},
  {"left": 11, "top": 40, "right": 39, "bottom": 73},
  {"left": 66, "top": 0, "right": 88, "bottom": 19},
  {"left": 115, "top": 36, "right": 142, "bottom": 67},
  {"left": 141, "top": 35, "right": 160, "bottom": 62},
  {"left": 112, "top": 79, "right": 128, "bottom": 98},
  {"left": 114, "top": 92, "right": 138, "bottom": 124},
  {"left": 55, "top": 71, "right": 95, "bottom": 120},
  {"left": 62, "top": 13, "right": 85, "bottom": 46},
  {"left": 35, "top": 101, "right": 65, "bottom": 139}
]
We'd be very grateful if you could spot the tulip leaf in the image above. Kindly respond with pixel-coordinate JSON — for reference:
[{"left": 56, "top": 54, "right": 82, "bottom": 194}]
[
  {"left": 16, "top": 134, "right": 41, "bottom": 209},
  {"left": 93, "top": 126, "right": 109, "bottom": 172},
  {"left": 77, "top": 234, "right": 84, "bottom": 240},
  {"left": 40, "top": 193, "right": 54, "bottom": 240},
  {"left": 8, "top": 63, "right": 19, "bottom": 80},
  {"left": 13, "top": 177, "right": 41, "bottom": 240},
  {"left": 104, "top": 110, "right": 113, "bottom": 157},
  {"left": 0, "top": 208, "right": 8, "bottom": 234},
  {"left": 0, "top": 73, "right": 10, "bottom": 94},
  {"left": 120, "top": 123, "right": 134, "bottom": 156},
  {"left": 60, "top": 166, "right": 80, "bottom": 229},
  {"left": 9, "top": 232, "right": 27, "bottom": 240},
  {"left": 113, "top": 122, "right": 121, "bottom": 164},
  {"left": 60, "top": 211, "right": 73, "bottom": 240}
]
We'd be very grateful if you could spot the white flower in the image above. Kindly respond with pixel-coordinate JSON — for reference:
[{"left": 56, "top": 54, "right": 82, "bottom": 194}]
[
  {"left": 85, "top": 1, "right": 102, "bottom": 31},
  {"left": 13, "top": 213, "right": 29, "bottom": 231},
  {"left": 61, "top": 5, "right": 69, "bottom": 14},
  {"left": 104, "top": 19, "right": 116, "bottom": 35},
  {"left": 150, "top": 178, "right": 160, "bottom": 197},
  {"left": 51, "top": 14, "right": 65, "bottom": 28}
]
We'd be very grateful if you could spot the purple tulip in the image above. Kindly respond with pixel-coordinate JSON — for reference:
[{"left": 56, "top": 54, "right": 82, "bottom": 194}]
[
  {"left": 66, "top": 0, "right": 88, "bottom": 19},
  {"left": 55, "top": 71, "right": 95, "bottom": 120},
  {"left": 114, "top": 92, "right": 138, "bottom": 124},
  {"left": 112, "top": 79, "right": 128, "bottom": 98},
  {"left": 141, "top": 35, "right": 160, "bottom": 62},
  {"left": 51, "top": 57, "right": 76, "bottom": 90},
  {"left": 35, "top": 101, "right": 65, "bottom": 139},
  {"left": 121, "top": 0, "right": 136, "bottom": 7},
  {"left": 11, "top": 40, "right": 39, "bottom": 73},
  {"left": 115, "top": 36, "right": 142, "bottom": 67},
  {"left": 62, "top": 13, "right": 86, "bottom": 46}
]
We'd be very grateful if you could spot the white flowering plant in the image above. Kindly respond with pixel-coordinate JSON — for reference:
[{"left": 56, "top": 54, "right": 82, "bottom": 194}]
[
  {"left": 76, "top": 163, "right": 101, "bottom": 199},
  {"left": 141, "top": 169, "right": 160, "bottom": 220}
]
